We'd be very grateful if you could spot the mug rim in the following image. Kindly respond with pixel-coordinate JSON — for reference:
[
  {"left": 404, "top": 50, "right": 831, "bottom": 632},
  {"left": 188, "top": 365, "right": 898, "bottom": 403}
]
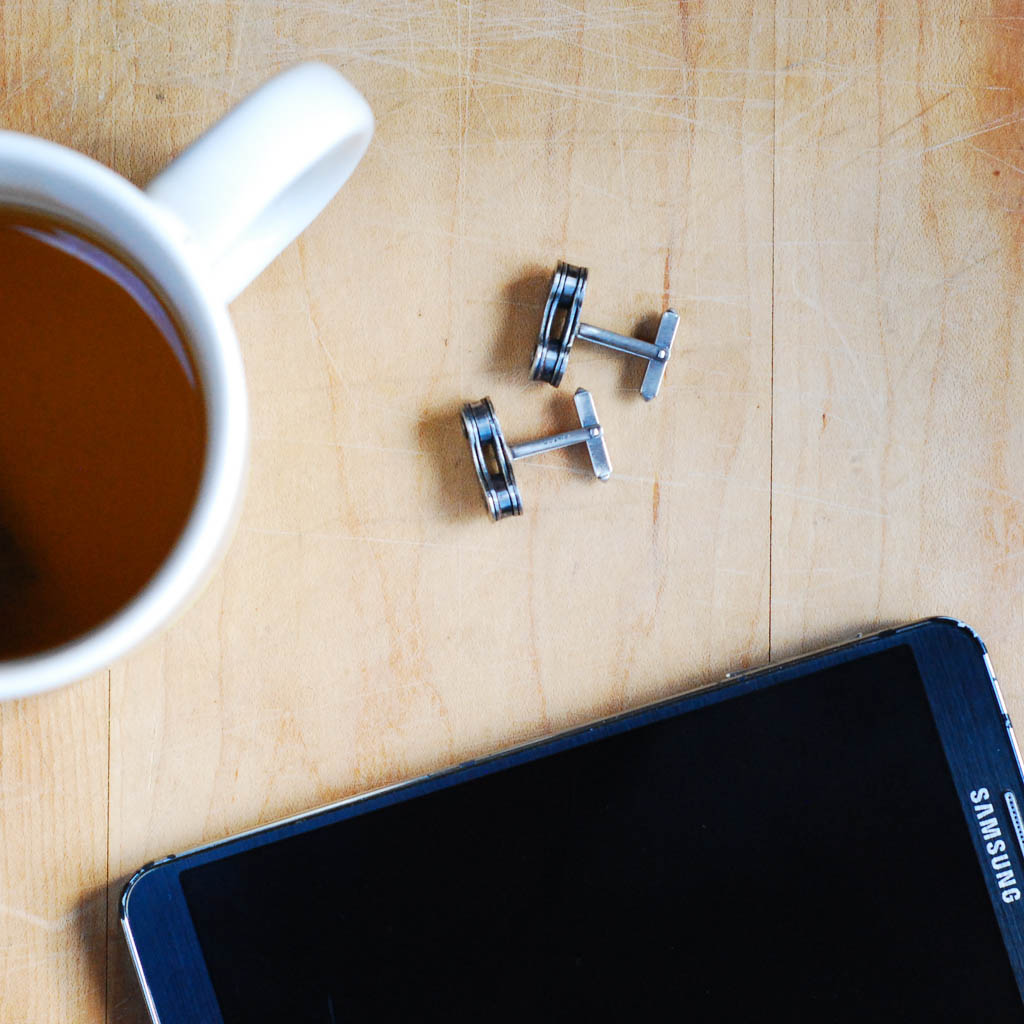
[{"left": 0, "top": 131, "right": 249, "bottom": 699}]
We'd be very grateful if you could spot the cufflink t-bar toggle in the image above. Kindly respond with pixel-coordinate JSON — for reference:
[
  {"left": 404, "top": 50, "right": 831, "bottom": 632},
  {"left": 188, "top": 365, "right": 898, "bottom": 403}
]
[
  {"left": 532, "top": 261, "right": 679, "bottom": 401},
  {"left": 461, "top": 388, "right": 612, "bottom": 521}
]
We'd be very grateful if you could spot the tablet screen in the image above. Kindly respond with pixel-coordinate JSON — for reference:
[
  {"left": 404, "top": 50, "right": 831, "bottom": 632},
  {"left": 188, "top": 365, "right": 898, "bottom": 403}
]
[{"left": 180, "top": 645, "right": 1023, "bottom": 1021}]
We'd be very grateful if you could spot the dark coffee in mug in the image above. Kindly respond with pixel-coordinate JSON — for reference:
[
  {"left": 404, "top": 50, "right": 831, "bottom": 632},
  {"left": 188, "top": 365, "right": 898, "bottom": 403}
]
[{"left": 0, "top": 208, "right": 207, "bottom": 658}]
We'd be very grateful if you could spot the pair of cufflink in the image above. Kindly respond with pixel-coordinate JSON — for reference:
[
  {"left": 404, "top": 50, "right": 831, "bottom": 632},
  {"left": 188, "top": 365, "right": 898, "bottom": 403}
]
[{"left": 462, "top": 261, "right": 679, "bottom": 522}]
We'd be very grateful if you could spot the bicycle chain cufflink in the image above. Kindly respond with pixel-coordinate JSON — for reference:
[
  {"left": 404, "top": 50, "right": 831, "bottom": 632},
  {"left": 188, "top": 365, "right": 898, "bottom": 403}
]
[
  {"left": 531, "top": 261, "right": 678, "bottom": 401},
  {"left": 461, "top": 388, "right": 611, "bottom": 521}
]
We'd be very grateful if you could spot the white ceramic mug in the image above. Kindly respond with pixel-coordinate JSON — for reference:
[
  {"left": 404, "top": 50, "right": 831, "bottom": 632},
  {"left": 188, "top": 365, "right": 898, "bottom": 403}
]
[{"left": 0, "top": 62, "right": 373, "bottom": 700}]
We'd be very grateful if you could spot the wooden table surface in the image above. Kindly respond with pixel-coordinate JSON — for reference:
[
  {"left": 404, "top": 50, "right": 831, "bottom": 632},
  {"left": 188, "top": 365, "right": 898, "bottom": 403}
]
[{"left": 3, "top": 1, "right": 1024, "bottom": 1019}]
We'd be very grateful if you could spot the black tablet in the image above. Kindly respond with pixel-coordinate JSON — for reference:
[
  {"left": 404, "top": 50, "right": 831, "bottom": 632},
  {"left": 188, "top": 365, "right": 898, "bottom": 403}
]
[{"left": 122, "top": 618, "right": 1024, "bottom": 1021}]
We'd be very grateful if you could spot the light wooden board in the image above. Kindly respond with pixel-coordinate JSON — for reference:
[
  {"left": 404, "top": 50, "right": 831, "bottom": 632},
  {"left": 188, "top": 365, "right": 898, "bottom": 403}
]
[
  {"left": 772, "top": 0, "right": 1024, "bottom": 694},
  {"left": 0, "top": 3, "right": 1021, "bottom": 1021}
]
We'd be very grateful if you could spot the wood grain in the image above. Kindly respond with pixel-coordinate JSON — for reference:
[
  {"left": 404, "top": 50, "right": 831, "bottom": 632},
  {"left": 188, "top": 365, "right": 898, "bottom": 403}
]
[
  {"left": 1, "top": 2, "right": 1022, "bottom": 1021},
  {"left": 772, "top": 1, "right": 1024, "bottom": 708},
  {"left": 0, "top": 677, "right": 108, "bottom": 1022}
]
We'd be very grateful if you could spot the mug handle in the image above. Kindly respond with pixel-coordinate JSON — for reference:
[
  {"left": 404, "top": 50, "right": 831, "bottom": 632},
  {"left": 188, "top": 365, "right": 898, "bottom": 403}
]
[{"left": 145, "top": 62, "right": 373, "bottom": 303}]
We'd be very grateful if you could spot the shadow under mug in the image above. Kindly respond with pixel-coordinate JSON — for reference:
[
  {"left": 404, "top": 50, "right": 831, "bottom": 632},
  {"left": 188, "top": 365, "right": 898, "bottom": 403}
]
[{"left": 0, "top": 61, "right": 373, "bottom": 700}]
